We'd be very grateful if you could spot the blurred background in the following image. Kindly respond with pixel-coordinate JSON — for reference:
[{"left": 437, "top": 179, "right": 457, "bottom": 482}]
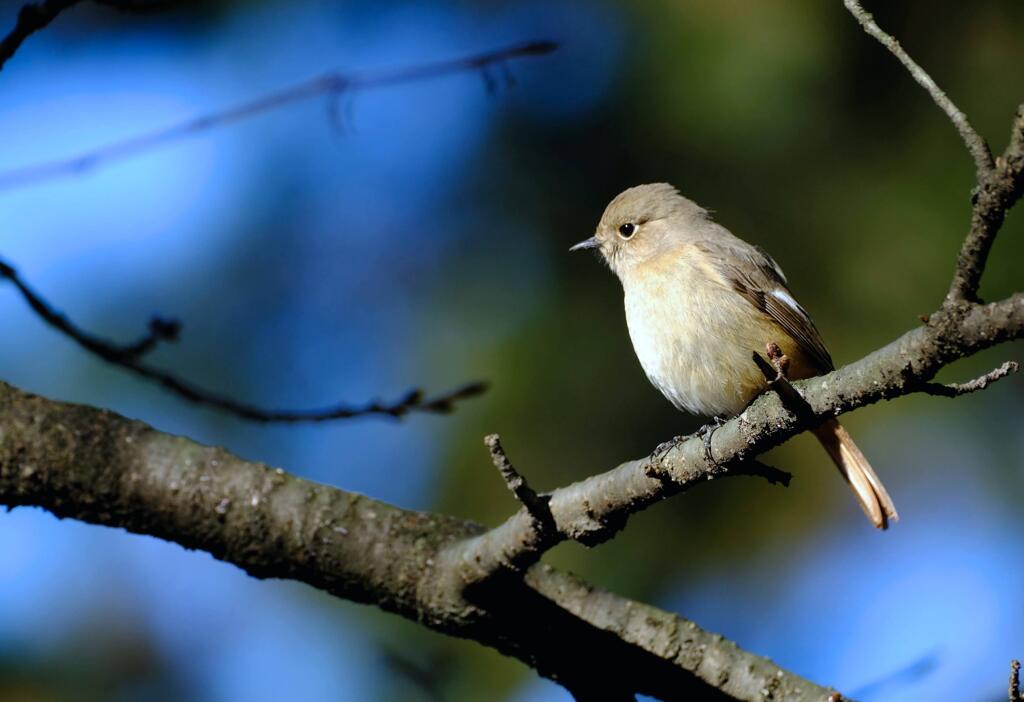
[{"left": 0, "top": 0, "right": 1022, "bottom": 700}]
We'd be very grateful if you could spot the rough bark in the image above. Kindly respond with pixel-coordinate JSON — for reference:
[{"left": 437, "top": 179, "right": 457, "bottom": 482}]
[
  {"left": 0, "top": 382, "right": 834, "bottom": 701},
  {"left": 0, "top": 293, "right": 1019, "bottom": 701}
]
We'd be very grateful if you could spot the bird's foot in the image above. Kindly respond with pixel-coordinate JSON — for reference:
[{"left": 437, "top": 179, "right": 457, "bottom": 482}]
[
  {"left": 696, "top": 416, "right": 727, "bottom": 465},
  {"left": 651, "top": 435, "right": 688, "bottom": 458}
]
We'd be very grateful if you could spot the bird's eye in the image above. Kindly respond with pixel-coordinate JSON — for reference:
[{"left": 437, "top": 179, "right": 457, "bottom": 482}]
[{"left": 618, "top": 223, "right": 636, "bottom": 239}]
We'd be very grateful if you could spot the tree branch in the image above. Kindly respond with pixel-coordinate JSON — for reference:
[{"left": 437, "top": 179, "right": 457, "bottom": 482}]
[
  {"left": 0, "top": 259, "right": 487, "bottom": 421},
  {"left": 842, "top": 2, "right": 1024, "bottom": 304},
  {"left": 0, "top": 0, "right": 83, "bottom": 72},
  {"left": 450, "top": 292, "right": 1023, "bottom": 587},
  {"left": 0, "top": 259, "right": 181, "bottom": 362},
  {"left": 0, "top": 380, "right": 836, "bottom": 702},
  {"left": 0, "top": 40, "right": 557, "bottom": 190},
  {"left": 919, "top": 360, "right": 1018, "bottom": 397},
  {"left": 485, "top": 434, "right": 545, "bottom": 516},
  {"left": 842, "top": 0, "right": 994, "bottom": 179},
  {"left": 947, "top": 103, "right": 1024, "bottom": 302}
]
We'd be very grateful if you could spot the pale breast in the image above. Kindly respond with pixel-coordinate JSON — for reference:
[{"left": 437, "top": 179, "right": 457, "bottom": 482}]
[{"left": 621, "top": 252, "right": 777, "bottom": 418}]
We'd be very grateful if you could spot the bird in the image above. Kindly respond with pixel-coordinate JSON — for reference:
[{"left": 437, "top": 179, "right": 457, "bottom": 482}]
[{"left": 571, "top": 183, "right": 898, "bottom": 529}]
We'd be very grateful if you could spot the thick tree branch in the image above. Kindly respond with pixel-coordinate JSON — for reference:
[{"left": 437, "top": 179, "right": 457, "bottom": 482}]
[
  {"left": 0, "top": 40, "right": 557, "bottom": 190},
  {"left": 0, "top": 381, "right": 835, "bottom": 702},
  {"left": 0, "top": 0, "right": 83, "bottom": 72},
  {"left": 0, "top": 259, "right": 487, "bottom": 421}
]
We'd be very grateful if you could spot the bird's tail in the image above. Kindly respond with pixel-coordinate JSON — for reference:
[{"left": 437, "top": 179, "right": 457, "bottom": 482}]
[{"left": 812, "top": 418, "right": 898, "bottom": 530}]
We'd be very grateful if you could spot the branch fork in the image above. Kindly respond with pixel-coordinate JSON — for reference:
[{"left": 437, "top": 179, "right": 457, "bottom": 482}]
[{"left": 483, "top": 434, "right": 555, "bottom": 534}]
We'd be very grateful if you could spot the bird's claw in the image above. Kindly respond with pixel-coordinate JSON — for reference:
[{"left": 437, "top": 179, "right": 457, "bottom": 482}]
[
  {"left": 651, "top": 435, "right": 688, "bottom": 458},
  {"left": 696, "top": 416, "right": 727, "bottom": 465}
]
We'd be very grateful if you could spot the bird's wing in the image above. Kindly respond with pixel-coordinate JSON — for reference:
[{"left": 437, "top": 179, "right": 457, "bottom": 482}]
[{"left": 703, "top": 238, "right": 834, "bottom": 373}]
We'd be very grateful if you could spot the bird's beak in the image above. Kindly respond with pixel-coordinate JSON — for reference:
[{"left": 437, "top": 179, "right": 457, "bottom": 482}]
[{"left": 569, "top": 236, "right": 600, "bottom": 252}]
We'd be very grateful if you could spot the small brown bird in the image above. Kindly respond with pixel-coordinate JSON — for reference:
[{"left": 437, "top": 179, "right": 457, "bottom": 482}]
[{"left": 572, "top": 183, "right": 897, "bottom": 529}]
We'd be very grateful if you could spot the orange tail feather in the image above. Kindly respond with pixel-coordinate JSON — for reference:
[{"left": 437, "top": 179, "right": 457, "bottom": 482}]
[{"left": 812, "top": 418, "right": 898, "bottom": 529}]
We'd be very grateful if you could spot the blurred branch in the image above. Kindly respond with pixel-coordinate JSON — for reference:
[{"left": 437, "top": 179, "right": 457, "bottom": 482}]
[
  {"left": 848, "top": 651, "right": 939, "bottom": 700},
  {"left": 0, "top": 259, "right": 180, "bottom": 362},
  {"left": 920, "top": 360, "right": 1018, "bottom": 397},
  {"left": 0, "top": 0, "right": 83, "bottom": 72},
  {"left": 0, "top": 259, "right": 486, "bottom": 421},
  {"left": 842, "top": 0, "right": 993, "bottom": 179},
  {"left": 1011, "top": 660, "right": 1021, "bottom": 702},
  {"left": 379, "top": 647, "right": 451, "bottom": 702},
  {"left": 0, "top": 40, "right": 557, "bottom": 191}
]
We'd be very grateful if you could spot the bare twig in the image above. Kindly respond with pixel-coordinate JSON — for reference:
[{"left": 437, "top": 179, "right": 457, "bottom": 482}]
[
  {"left": 484, "top": 434, "right": 548, "bottom": 520},
  {"left": 842, "top": 0, "right": 993, "bottom": 178},
  {"left": 751, "top": 343, "right": 815, "bottom": 423},
  {"left": 920, "top": 360, "right": 1018, "bottom": 397},
  {"left": 0, "top": 40, "right": 557, "bottom": 190},
  {"left": 0, "top": 258, "right": 487, "bottom": 421},
  {"left": 0, "top": 259, "right": 179, "bottom": 361},
  {"left": 0, "top": 0, "right": 83, "bottom": 72},
  {"left": 849, "top": 651, "right": 939, "bottom": 700},
  {"left": 844, "top": 3, "right": 1024, "bottom": 305}
]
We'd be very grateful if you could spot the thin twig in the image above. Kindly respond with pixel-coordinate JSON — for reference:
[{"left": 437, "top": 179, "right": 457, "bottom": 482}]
[
  {"left": 0, "top": 0, "right": 83, "bottom": 72},
  {"left": 0, "top": 40, "right": 557, "bottom": 190},
  {"left": 845, "top": 0, "right": 1024, "bottom": 304},
  {"left": 842, "top": 0, "right": 993, "bottom": 179},
  {"left": 1, "top": 258, "right": 179, "bottom": 361},
  {"left": 484, "top": 434, "right": 549, "bottom": 522},
  {"left": 849, "top": 650, "right": 939, "bottom": 700},
  {"left": 0, "top": 258, "right": 487, "bottom": 421},
  {"left": 751, "top": 343, "right": 817, "bottom": 423},
  {"left": 919, "top": 360, "right": 1018, "bottom": 397}
]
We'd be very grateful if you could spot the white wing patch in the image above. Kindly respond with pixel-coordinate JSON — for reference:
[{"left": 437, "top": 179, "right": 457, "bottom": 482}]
[{"left": 769, "top": 289, "right": 802, "bottom": 315}]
